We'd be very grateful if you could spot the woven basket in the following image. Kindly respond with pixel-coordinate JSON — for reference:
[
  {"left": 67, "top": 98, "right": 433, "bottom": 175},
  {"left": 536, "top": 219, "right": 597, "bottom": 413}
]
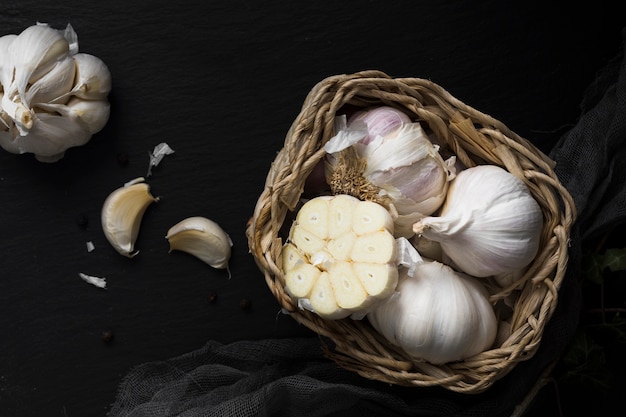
[{"left": 246, "top": 70, "right": 576, "bottom": 394}]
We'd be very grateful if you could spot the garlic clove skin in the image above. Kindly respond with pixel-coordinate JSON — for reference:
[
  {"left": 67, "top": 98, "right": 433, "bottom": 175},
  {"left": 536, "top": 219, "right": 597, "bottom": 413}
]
[
  {"left": 101, "top": 177, "right": 159, "bottom": 258},
  {"left": 166, "top": 216, "right": 233, "bottom": 273},
  {"left": 367, "top": 258, "right": 498, "bottom": 364}
]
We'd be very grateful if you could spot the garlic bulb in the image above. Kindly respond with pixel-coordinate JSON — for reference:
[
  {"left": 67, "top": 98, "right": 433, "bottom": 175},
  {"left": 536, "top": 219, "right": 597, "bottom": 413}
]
[
  {"left": 282, "top": 194, "right": 399, "bottom": 320},
  {"left": 413, "top": 165, "right": 543, "bottom": 277},
  {"left": 324, "top": 107, "right": 456, "bottom": 238},
  {"left": 367, "top": 252, "right": 497, "bottom": 364},
  {"left": 0, "top": 23, "right": 111, "bottom": 162}
]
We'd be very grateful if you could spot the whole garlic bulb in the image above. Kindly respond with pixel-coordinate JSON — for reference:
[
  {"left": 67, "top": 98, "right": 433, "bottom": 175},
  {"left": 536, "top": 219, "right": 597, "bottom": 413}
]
[
  {"left": 0, "top": 22, "right": 111, "bottom": 162},
  {"left": 324, "top": 107, "right": 456, "bottom": 238},
  {"left": 413, "top": 165, "right": 543, "bottom": 277},
  {"left": 367, "top": 254, "right": 497, "bottom": 364}
]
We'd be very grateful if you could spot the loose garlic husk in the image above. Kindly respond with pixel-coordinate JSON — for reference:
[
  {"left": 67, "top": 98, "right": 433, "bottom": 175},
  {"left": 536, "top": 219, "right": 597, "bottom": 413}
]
[
  {"left": 0, "top": 23, "right": 111, "bottom": 162},
  {"left": 282, "top": 194, "right": 399, "bottom": 320},
  {"left": 101, "top": 177, "right": 159, "bottom": 258},
  {"left": 165, "top": 216, "right": 233, "bottom": 276},
  {"left": 413, "top": 165, "right": 543, "bottom": 277},
  {"left": 324, "top": 108, "right": 456, "bottom": 238},
  {"left": 367, "top": 250, "right": 498, "bottom": 364}
]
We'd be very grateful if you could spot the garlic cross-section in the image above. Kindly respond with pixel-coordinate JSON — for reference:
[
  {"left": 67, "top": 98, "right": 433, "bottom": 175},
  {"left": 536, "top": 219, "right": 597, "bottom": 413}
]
[{"left": 282, "top": 194, "right": 398, "bottom": 320}]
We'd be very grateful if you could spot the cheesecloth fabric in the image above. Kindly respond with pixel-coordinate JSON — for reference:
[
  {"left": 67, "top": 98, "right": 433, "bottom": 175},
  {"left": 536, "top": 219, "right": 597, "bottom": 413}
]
[{"left": 108, "top": 30, "right": 626, "bottom": 417}]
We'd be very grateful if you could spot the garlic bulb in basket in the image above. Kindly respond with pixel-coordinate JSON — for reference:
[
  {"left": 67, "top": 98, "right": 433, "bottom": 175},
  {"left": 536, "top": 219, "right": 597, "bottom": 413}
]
[
  {"left": 413, "top": 165, "right": 543, "bottom": 277},
  {"left": 324, "top": 107, "right": 456, "bottom": 238},
  {"left": 367, "top": 251, "right": 497, "bottom": 364},
  {"left": 0, "top": 22, "right": 111, "bottom": 162}
]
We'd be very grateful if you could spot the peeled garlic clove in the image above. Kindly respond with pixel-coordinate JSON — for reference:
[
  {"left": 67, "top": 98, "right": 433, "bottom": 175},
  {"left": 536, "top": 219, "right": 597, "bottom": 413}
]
[
  {"left": 166, "top": 216, "right": 233, "bottom": 273},
  {"left": 101, "top": 177, "right": 159, "bottom": 257}
]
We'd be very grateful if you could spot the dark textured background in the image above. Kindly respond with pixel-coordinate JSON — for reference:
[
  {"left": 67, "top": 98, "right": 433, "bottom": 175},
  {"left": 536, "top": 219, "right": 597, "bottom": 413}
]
[{"left": 0, "top": 1, "right": 623, "bottom": 416}]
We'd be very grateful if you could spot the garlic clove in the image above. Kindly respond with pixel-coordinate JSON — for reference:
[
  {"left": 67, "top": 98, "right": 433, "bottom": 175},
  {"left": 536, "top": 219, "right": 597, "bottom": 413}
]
[
  {"left": 351, "top": 231, "right": 397, "bottom": 264},
  {"left": 328, "top": 194, "right": 356, "bottom": 238},
  {"left": 285, "top": 263, "right": 320, "bottom": 298},
  {"left": 281, "top": 242, "right": 308, "bottom": 274},
  {"left": 68, "top": 53, "right": 112, "bottom": 100},
  {"left": 289, "top": 224, "right": 326, "bottom": 254},
  {"left": 295, "top": 196, "right": 330, "bottom": 239},
  {"left": 326, "top": 231, "right": 357, "bottom": 261},
  {"left": 327, "top": 261, "right": 368, "bottom": 310},
  {"left": 352, "top": 200, "right": 394, "bottom": 235},
  {"left": 353, "top": 263, "right": 398, "bottom": 299},
  {"left": 24, "top": 54, "right": 75, "bottom": 106},
  {"left": 101, "top": 177, "right": 159, "bottom": 258},
  {"left": 165, "top": 216, "right": 233, "bottom": 273},
  {"left": 7, "top": 23, "right": 70, "bottom": 99},
  {"left": 40, "top": 97, "right": 110, "bottom": 134},
  {"left": 307, "top": 271, "right": 348, "bottom": 320}
]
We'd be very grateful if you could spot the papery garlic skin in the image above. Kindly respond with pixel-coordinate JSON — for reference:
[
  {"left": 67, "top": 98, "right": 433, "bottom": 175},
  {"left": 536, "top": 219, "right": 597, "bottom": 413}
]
[
  {"left": 413, "top": 165, "right": 543, "bottom": 277},
  {"left": 367, "top": 256, "right": 498, "bottom": 364},
  {"left": 348, "top": 106, "right": 411, "bottom": 145},
  {"left": 101, "top": 177, "right": 159, "bottom": 258},
  {"left": 0, "top": 23, "right": 111, "bottom": 162},
  {"left": 166, "top": 216, "right": 233, "bottom": 274}
]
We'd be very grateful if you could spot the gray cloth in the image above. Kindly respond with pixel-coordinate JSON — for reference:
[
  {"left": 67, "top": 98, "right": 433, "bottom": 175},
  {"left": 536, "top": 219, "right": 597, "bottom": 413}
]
[{"left": 108, "top": 30, "right": 626, "bottom": 417}]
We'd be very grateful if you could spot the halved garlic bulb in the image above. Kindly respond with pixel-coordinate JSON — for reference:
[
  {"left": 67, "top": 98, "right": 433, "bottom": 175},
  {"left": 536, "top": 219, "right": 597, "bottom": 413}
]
[
  {"left": 165, "top": 216, "right": 233, "bottom": 275},
  {"left": 101, "top": 177, "right": 159, "bottom": 258},
  {"left": 282, "top": 194, "right": 398, "bottom": 320}
]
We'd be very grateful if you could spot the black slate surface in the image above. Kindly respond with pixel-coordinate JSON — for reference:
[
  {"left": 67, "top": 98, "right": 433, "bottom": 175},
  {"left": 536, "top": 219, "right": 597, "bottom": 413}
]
[{"left": 0, "top": 1, "right": 623, "bottom": 416}]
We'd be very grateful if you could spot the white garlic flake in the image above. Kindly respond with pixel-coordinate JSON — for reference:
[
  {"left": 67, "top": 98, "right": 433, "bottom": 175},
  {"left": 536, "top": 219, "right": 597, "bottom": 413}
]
[{"left": 0, "top": 23, "right": 111, "bottom": 162}]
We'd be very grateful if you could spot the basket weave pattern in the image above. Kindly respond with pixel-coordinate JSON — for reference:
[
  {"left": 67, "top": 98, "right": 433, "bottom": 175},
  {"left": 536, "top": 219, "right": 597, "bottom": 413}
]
[{"left": 246, "top": 70, "right": 576, "bottom": 393}]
